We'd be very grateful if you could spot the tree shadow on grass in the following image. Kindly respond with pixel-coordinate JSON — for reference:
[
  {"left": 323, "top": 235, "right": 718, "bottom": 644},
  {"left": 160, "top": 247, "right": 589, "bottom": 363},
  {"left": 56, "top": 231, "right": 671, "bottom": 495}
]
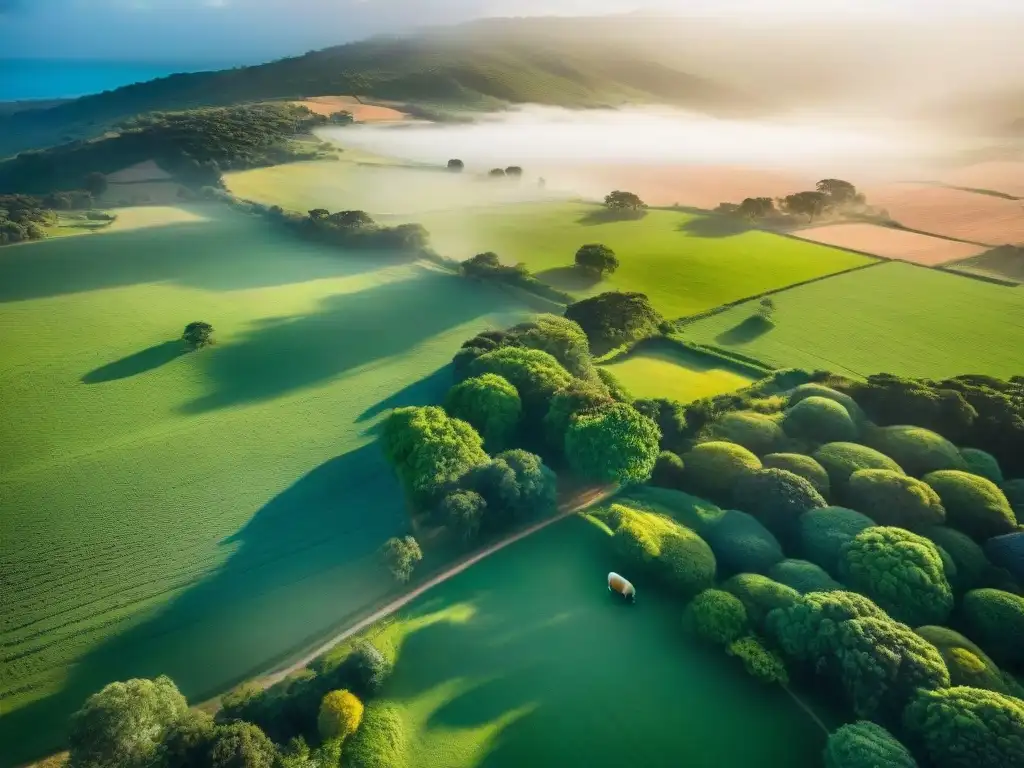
[
  {"left": 576, "top": 208, "right": 648, "bottom": 226},
  {"left": 356, "top": 364, "right": 453, "bottom": 424},
  {"left": 81, "top": 340, "right": 185, "bottom": 383},
  {"left": 0, "top": 208, "right": 394, "bottom": 303},
  {"left": 714, "top": 314, "right": 775, "bottom": 346},
  {"left": 180, "top": 272, "right": 492, "bottom": 413},
  {"left": 678, "top": 215, "right": 752, "bottom": 238},
  {"left": 533, "top": 266, "right": 602, "bottom": 293},
  {"left": 0, "top": 442, "right": 408, "bottom": 768}
]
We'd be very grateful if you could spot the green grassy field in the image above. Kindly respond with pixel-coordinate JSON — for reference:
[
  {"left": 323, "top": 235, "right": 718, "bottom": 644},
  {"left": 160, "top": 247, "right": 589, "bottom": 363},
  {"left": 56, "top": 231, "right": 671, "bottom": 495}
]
[
  {"left": 347, "top": 515, "right": 834, "bottom": 768},
  {"left": 0, "top": 204, "right": 529, "bottom": 766},
  {"left": 678, "top": 261, "right": 1024, "bottom": 379},
  {"left": 599, "top": 339, "right": 755, "bottom": 401},
  {"left": 412, "top": 203, "right": 870, "bottom": 318}
]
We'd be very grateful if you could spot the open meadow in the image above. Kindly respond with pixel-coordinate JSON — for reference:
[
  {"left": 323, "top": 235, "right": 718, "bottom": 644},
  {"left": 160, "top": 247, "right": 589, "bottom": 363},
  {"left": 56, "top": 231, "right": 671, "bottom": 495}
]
[
  {"left": 345, "top": 515, "right": 835, "bottom": 768},
  {"left": 677, "top": 261, "right": 1024, "bottom": 379},
  {"left": 598, "top": 339, "right": 755, "bottom": 401},
  {"left": 0, "top": 204, "right": 529, "bottom": 765}
]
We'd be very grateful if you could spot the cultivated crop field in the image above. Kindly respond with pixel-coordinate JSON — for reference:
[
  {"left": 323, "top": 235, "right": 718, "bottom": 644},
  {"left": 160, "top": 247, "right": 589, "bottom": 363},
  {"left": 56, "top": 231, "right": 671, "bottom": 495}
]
[
  {"left": 289, "top": 95, "right": 408, "bottom": 123},
  {"left": 792, "top": 222, "right": 988, "bottom": 265},
  {"left": 935, "top": 161, "right": 1024, "bottom": 199},
  {"left": 350, "top": 515, "right": 833, "bottom": 768},
  {"left": 599, "top": 339, "right": 755, "bottom": 401},
  {"left": 0, "top": 205, "right": 529, "bottom": 764},
  {"left": 415, "top": 203, "right": 871, "bottom": 318},
  {"left": 677, "top": 261, "right": 1024, "bottom": 379}
]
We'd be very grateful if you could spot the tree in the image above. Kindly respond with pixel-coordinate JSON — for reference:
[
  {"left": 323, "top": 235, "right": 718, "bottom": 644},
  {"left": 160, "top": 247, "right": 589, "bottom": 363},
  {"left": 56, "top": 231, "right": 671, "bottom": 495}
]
[
  {"left": 445, "top": 373, "right": 522, "bottom": 451},
  {"left": 763, "top": 453, "right": 831, "bottom": 498},
  {"left": 688, "top": 588, "right": 749, "bottom": 645},
  {"left": 318, "top": 689, "right": 363, "bottom": 742},
  {"left": 756, "top": 296, "right": 775, "bottom": 320},
  {"left": 505, "top": 166, "right": 523, "bottom": 177},
  {"left": 308, "top": 208, "right": 329, "bottom": 221},
  {"left": 782, "top": 190, "right": 830, "bottom": 221},
  {"left": 681, "top": 441, "right": 762, "bottom": 502},
  {"left": 632, "top": 398, "right": 688, "bottom": 454},
  {"left": 769, "top": 559, "right": 842, "bottom": 594},
  {"left": 782, "top": 396, "right": 858, "bottom": 444},
  {"left": 658, "top": 528, "right": 717, "bottom": 596},
  {"left": 604, "top": 190, "right": 646, "bottom": 212},
  {"left": 326, "top": 209, "right": 375, "bottom": 229},
  {"left": 866, "top": 425, "right": 967, "bottom": 477},
  {"left": 488, "top": 168, "right": 506, "bottom": 178},
  {"left": 340, "top": 703, "right": 406, "bottom": 768},
  {"left": 961, "top": 588, "right": 1024, "bottom": 669},
  {"left": 903, "top": 686, "right": 1024, "bottom": 768},
  {"left": 565, "top": 402, "right": 661, "bottom": 483},
  {"left": 915, "top": 626, "right": 1024, "bottom": 697},
  {"left": 340, "top": 642, "right": 393, "bottom": 699},
  {"left": 380, "top": 406, "right": 488, "bottom": 507},
  {"left": 846, "top": 470, "right": 947, "bottom": 529},
  {"left": 823, "top": 721, "right": 917, "bottom": 768},
  {"left": 726, "top": 636, "right": 789, "bottom": 685},
  {"left": 208, "top": 722, "right": 277, "bottom": 768},
  {"left": 574, "top": 243, "right": 619, "bottom": 277},
  {"left": 157, "top": 710, "right": 217, "bottom": 768},
  {"left": 840, "top": 526, "right": 953, "bottom": 626},
  {"left": 564, "top": 291, "right": 664, "bottom": 354},
  {"left": 460, "top": 251, "right": 501, "bottom": 278},
  {"left": 799, "top": 506, "right": 876, "bottom": 575},
  {"left": 812, "top": 442, "right": 904, "bottom": 499},
  {"left": 510, "top": 314, "right": 595, "bottom": 379},
  {"left": 923, "top": 470, "right": 1017, "bottom": 540},
  {"left": 922, "top": 525, "right": 993, "bottom": 592},
  {"left": 468, "top": 346, "right": 573, "bottom": 422},
  {"left": 731, "top": 468, "right": 828, "bottom": 546},
  {"left": 83, "top": 171, "right": 108, "bottom": 198},
  {"left": 68, "top": 675, "right": 188, "bottom": 768},
  {"left": 816, "top": 179, "right": 858, "bottom": 206},
  {"left": 650, "top": 451, "right": 686, "bottom": 490},
  {"left": 544, "top": 380, "right": 614, "bottom": 451},
  {"left": 701, "top": 510, "right": 784, "bottom": 576},
  {"left": 329, "top": 110, "right": 355, "bottom": 125},
  {"left": 721, "top": 573, "right": 800, "bottom": 628},
  {"left": 706, "top": 410, "right": 786, "bottom": 456},
  {"left": 461, "top": 450, "right": 557, "bottom": 532},
  {"left": 737, "top": 196, "right": 775, "bottom": 220},
  {"left": 446, "top": 158, "right": 464, "bottom": 172},
  {"left": 379, "top": 536, "right": 422, "bottom": 583},
  {"left": 182, "top": 321, "right": 214, "bottom": 350}
]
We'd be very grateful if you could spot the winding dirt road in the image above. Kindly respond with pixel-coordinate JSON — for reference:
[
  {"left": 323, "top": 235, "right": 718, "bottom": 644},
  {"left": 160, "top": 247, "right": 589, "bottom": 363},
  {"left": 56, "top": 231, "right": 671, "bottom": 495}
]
[{"left": 253, "top": 485, "right": 616, "bottom": 691}]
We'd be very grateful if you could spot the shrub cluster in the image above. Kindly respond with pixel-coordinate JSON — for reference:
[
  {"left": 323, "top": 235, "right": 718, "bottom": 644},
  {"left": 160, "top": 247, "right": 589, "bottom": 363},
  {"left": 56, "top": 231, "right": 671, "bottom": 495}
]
[
  {"left": 705, "top": 411, "right": 786, "bottom": 456},
  {"left": 731, "top": 468, "right": 827, "bottom": 546},
  {"left": 700, "top": 509, "right": 784, "bottom": 576},
  {"left": 865, "top": 425, "right": 968, "bottom": 477},
  {"left": 783, "top": 396, "right": 858, "bottom": 444},
  {"left": 0, "top": 193, "right": 53, "bottom": 244},
  {"left": 823, "top": 721, "right": 917, "bottom": 768},
  {"left": 680, "top": 441, "right": 762, "bottom": 502},
  {"left": 762, "top": 452, "right": 831, "bottom": 498},
  {"left": 845, "top": 469, "right": 946, "bottom": 529},
  {"left": 799, "top": 506, "right": 876, "bottom": 575},
  {"left": 812, "top": 442, "right": 904, "bottom": 499},
  {"left": 923, "top": 470, "right": 1017, "bottom": 541}
]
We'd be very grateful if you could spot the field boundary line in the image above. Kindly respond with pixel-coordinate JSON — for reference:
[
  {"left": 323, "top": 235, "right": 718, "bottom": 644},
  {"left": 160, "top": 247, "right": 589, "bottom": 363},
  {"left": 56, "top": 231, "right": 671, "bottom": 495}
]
[{"left": 247, "top": 485, "right": 618, "bottom": 693}]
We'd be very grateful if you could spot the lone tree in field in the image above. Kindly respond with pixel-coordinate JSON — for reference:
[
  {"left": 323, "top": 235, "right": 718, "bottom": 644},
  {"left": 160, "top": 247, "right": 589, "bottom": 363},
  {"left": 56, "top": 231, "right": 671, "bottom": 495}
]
[
  {"left": 329, "top": 110, "right": 355, "bottom": 125},
  {"left": 816, "top": 179, "right": 859, "bottom": 205},
  {"left": 737, "top": 197, "right": 775, "bottom": 220},
  {"left": 574, "top": 243, "right": 619, "bottom": 277},
  {"left": 488, "top": 168, "right": 506, "bottom": 178},
  {"left": 380, "top": 536, "right": 423, "bottom": 583},
  {"left": 447, "top": 158, "right": 464, "bottom": 172},
  {"left": 505, "top": 166, "right": 523, "bottom": 177},
  {"left": 782, "top": 190, "right": 830, "bottom": 221},
  {"left": 604, "top": 190, "right": 646, "bottom": 212},
  {"left": 757, "top": 297, "right": 775, "bottom": 321},
  {"left": 83, "top": 172, "right": 109, "bottom": 198},
  {"left": 182, "top": 322, "right": 214, "bottom": 351}
]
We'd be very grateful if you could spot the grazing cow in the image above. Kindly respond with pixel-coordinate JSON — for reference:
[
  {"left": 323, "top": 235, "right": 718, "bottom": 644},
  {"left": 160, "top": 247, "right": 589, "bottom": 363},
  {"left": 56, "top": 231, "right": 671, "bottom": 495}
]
[{"left": 608, "top": 572, "right": 636, "bottom": 603}]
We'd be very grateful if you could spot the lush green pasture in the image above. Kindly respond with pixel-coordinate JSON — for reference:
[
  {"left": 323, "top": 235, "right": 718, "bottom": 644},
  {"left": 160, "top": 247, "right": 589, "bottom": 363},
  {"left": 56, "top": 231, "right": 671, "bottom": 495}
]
[
  {"left": 0, "top": 205, "right": 528, "bottom": 765},
  {"left": 678, "top": 261, "right": 1024, "bottom": 379},
  {"left": 355, "top": 515, "right": 832, "bottom": 767},
  {"left": 599, "top": 339, "right": 755, "bottom": 402},
  {"left": 412, "top": 203, "right": 870, "bottom": 318}
]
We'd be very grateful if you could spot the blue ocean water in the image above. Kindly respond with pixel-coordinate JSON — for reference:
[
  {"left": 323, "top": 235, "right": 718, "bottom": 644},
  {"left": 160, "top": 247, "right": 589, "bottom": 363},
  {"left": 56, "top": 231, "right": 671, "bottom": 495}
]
[{"left": 0, "top": 59, "right": 236, "bottom": 102}]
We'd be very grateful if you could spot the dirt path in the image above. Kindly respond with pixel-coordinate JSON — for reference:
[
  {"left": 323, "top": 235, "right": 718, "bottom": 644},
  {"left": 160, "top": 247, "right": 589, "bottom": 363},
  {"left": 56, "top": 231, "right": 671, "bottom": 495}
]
[{"left": 253, "top": 485, "right": 616, "bottom": 691}]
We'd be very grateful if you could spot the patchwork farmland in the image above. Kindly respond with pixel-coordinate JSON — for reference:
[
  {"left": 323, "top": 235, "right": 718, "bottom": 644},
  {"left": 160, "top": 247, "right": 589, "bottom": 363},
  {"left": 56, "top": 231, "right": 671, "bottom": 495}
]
[{"left": 791, "top": 222, "right": 989, "bottom": 265}]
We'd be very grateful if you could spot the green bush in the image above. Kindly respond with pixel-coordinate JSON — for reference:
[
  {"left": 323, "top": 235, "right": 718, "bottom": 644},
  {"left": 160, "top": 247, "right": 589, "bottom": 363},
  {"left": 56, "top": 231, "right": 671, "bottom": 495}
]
[
  {"left": 439, "top": 490, "right": 486, "bottom": 543},
  {"left": 813, "top": 442, "right": 904, "bottom": 499},
  {"left": 961, "top": 588, "right": 1024, "bottom": 669},
  {"left": 846, "top": 469, "right": 946, "bottom": 529},
  {"left": 700, "top": 509, "right": 784, "bottom": 575},
  {"left": 769, "top": 559, "right": 842, "bottom": 594},
  {"left": 726, "top": 635, "right": 789, "bottom": 685},
  {"left": 543, "top": 380, "right": 613, "bottom": 450},
  {"left": 650, "top": 451, "right": 686, "bottom": 490},
  {"left": 839, "top": 527, "right": 954, "bottom": 626},
  {"left": 612, "top": 518, "right": 661, "bottom": 572},
  {"left": 762, "top": 453, "right": 831, "bottom": 498},
  {"left": 788, "top": 383, "right": 866, "bottom": 424},
  {"left": 1002, "top": 478, "right": 1024, "bottom": 524},
  {"left": 783, "top": 396, "right": 858, "bottom": 444},
  {"left": 923, "top": 470, "right": 1017, "bottom": 541},
  {"left": 444, "top": 373, "right": 522, "bottom": 452},
  {"left": 461, "top": 450, "right": 557, "bottom": 533},
  {"left": 915, "top": 626, "right": 1024, "bottom": 697},
  {"left": 985, "top": 532, "right": 1024, "bottom": 584},
  {"left": 960, "top": 448, "right": 1004, "bottom": 484},
  {"left": 865, "top": 425, "right": 968, "bottom": 477},
  {"left": 823, "top": 721, "right": 918, "bottom": 768},
  {"left": 681, "top": 441, "right": 762, "bottom": 502},
  {"left": 720, "top": 573, "right": 800, "bottom": 628},
  {"left": 511, "top": 314, "right": 594, "bottom": 379},
  {"left": 468, "top": 346, "right": 572, "bottom": 421},
  {"left": 731, "top": 468, "right": 827, "bottom": 545},
  {"left": 565, "top": 402, "right": 661, "bottom": 484},
  {"left": 766, "top": 590, "right": 887, "bottom": 665},
  {"left": 799, "top": 506, "right": 876, "bottom": 575},
  {"left": 903, "top": 686, "right": 1024, "bottom": 768},
  {"left": 658, "top": 529, "right": 717, "bottom": 597},
  {"left": 688, "top": 588, "right": 749, "bottom": 645},
  {"left": 706, "top": 411, "right": 786, "bottom": 456},
  {"left": 342, "top": 703, "right": 407, "bottom": 768},
  {"left": 920, "top": 526, "right": 993, "bottom": 592}
]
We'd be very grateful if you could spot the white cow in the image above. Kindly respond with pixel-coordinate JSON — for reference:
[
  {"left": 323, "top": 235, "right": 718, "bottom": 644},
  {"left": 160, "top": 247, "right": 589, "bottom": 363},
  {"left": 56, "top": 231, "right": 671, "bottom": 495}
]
[{"left": 607, "top": 571, "right": 636, "bottom": 603}]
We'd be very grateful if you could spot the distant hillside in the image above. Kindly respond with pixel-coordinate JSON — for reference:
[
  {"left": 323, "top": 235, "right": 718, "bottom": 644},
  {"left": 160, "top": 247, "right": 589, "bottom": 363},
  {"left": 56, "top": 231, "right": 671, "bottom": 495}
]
[{"left": 0, "top": 24, "right": 751, "bottom": 157}]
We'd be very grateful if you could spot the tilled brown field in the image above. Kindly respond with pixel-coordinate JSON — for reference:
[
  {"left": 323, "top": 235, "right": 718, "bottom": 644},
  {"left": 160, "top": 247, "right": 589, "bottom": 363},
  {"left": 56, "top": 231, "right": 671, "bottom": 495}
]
[
  {"left": 291, "top": 95, "right": 407, "bottom": 122},
  {"left": 792, "top": 222, "right": 988, "bottom": 265},
  {"left": 935, "top": 161, "right": 1024, "bottom": 199}
]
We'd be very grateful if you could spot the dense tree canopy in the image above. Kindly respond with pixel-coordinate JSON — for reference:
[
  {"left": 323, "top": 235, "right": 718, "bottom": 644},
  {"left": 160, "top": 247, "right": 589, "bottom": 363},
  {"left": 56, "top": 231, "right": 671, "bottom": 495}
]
[
  {"left": 823, "top": 721, "right": 917, "bottom": 768},
  {"left": 69, "top": 675, "right": 188, "bottom": 768},
  {"left": 816, "top": 179, "right": 860, "bottom": 205},
  {"left": 381, "top": 406, "right": 488, "bottom": 507},
  {"left": 839, "top": 526, "right": 954, "bottom": 626},
  {"left": 769, "top": 558, "right": 842, "bottom": 594},
  {"left": 469, "top": 346, "right": 573, "bottom": 422},
  {"left": 799, "top": 506, "right": 876, "bottom": 575},
  {"left": 444, "top": 373, "right": 522, "bottom": 451},
  {"left": 575, "top": 243, "right": 619, "bottom": 276},
  {"left": 736, "top": 196, "right": 775, "bottom": 220},
  {"left": 923, "top": 470, "right": 1017, "bottom": 540},
  {"left": 632, "top": 397, "right": 688, "bottom": 454},
  {"left": 461, "top": 450, "right": 558, "bottom": 533},
  {"left": 846, "top": 469, "right": 946, "bottom": 529},
  {"left": 649, "top": 451, "right": 686, "bottom": 490},
  {"left": 732, "top": 468, "right": 827, "bottom": 545},
  {"left": 564, "top": 291, "right": 664, "bottom": 354},
  {"left": 510, "top": 314, "right": 595, "bottom": 379},
  {"left": 543, "top": 379, "right": 614, "bottom": 450},
  {"left": 781, "top": 190, "right": 829, "bottom": 220},
  {"left": 903, "top": 686, "right": 1024, "bottom": 768},
  {"left": 438, "top": 489, "right": 487, "bottom": 543},
  {"left": 0, "top": 193, "right": 53, "bottom": 245},
  {"left": 726, "top": 635, "right": 789, "bottom": 685},
  {"left": 604, "top": 190, "right": 647, "bottom": 212},
  {"left": 207, "top": 722, "right": 277, "bottom": 768},
  {"left": 565, "top": 402, "right": 661, "bottom": 484}
]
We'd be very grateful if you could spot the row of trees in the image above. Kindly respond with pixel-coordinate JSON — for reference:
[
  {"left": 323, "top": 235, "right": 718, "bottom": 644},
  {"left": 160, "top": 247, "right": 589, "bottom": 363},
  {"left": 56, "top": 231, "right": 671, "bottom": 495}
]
[
  {"left": 0, "top": 193, "right": 54, "bottom": 245},
  {"left": 719, "top": 179, "right": 868, "bottom": 223},
  {"left": 297, "top": 208, "right": 430, "bottom": 254}
]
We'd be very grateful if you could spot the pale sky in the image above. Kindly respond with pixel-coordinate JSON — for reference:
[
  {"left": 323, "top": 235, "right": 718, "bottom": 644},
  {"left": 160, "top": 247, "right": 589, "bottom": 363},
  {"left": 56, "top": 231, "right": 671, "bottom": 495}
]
[{"left": 2, "top": 0, "right": 1021, "bottom": 61}]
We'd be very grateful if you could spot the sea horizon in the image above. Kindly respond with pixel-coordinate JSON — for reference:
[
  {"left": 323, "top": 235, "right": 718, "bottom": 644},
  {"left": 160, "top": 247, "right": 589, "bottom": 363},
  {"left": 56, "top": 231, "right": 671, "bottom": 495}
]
[{"left": 0, "top": 58, "right": 248, "bottom": 102}]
